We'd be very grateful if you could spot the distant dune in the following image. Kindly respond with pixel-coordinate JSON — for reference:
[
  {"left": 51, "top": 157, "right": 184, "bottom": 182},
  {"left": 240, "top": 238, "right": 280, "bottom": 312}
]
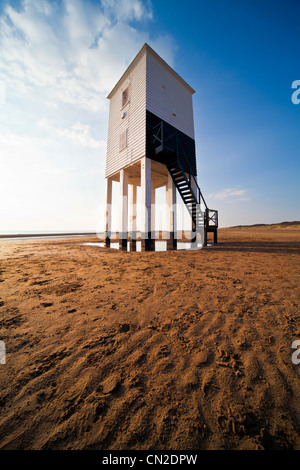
[{"left": 226, "top": 221, "right": 300, "bottom": 230}]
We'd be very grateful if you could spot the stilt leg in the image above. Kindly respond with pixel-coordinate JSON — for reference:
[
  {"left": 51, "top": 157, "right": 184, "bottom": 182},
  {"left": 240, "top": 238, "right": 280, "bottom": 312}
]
[
  {"left": 119, "top": 169, "right": 128, "bottom": 251},
  {"left": 166, "top": 173, "right": 177, "bottom": 250},
  {"left": 214, "top": 229, "right": 218, "bottom": 244},
  {"left": 129, "top": 184, "right": 137, "bottom": 252},
  {"left": 141, "top": 157, "right": 154, "bottom": 251},
  {"left": 105, "top": 177, "right": 112, "bottom": 248}
]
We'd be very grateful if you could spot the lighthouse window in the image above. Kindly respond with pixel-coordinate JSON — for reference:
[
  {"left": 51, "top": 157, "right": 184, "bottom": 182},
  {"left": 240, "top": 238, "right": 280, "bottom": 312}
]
[
  {"left": 119, "top": 129, "right": 128, "bottom": 151},
  {"left": 121, "top": 87, "right": 129, "bottom": 108}
]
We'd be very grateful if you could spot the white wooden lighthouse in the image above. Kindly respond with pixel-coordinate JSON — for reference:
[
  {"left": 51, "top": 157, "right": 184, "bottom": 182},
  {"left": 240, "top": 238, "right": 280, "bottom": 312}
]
[{"left": 104, "top": 43, "right": 217, "bottom": 251}]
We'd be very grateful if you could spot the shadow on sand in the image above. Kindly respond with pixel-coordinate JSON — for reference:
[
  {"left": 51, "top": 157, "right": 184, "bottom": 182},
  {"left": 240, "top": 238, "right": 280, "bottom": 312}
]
[{"left": 205, "top": 241, "right": 300, "bottom": 254}]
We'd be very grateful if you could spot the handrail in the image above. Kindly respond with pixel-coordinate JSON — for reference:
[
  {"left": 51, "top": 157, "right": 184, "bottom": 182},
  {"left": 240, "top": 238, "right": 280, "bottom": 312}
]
[
  {"left": 151, "top": 121, "right": 209, "bottom": 209},
  {"left": 177, "top": 138, "right": 208, "bottom": 209},
  {"left": 205, "top": 208, "right": 218, "bottom": 227},
  {"left": 151, "top": 121, "right": 218, "bottom": 228}
]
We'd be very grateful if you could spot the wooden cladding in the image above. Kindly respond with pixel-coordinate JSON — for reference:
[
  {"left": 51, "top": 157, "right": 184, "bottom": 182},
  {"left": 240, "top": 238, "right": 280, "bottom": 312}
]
[
  {"left": 106, "top": 44, "right": 196, "bottom": 178},
  {"left": 119, "top": 129, "right": 128, "bottom": 151}
]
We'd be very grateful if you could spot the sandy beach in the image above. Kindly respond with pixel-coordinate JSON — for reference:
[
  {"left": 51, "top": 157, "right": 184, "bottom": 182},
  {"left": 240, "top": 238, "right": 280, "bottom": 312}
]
[{"left": 0, "top": 227, "right": 299, "bottom": 450}]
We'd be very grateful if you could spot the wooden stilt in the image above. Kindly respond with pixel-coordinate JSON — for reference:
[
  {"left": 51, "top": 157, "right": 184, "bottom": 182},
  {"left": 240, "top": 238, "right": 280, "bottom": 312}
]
[
  {"left": 119, "top": 169, "right": 128, "bottom": 251},
  {"left": 105, "top": 177, "right": 112, "bottom": 248},
  {"left": 141, "top": 157, "right": 154, "bottom": 251},
  {"left": 166, "top": 173, "right": 177, "bottom": 250}
]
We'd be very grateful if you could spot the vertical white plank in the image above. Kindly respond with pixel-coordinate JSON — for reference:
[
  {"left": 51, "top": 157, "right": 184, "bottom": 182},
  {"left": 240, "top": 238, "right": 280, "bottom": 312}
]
[
  {"left": 129, "top": 184, "right": 137, "bottom": 251},
  {"left": 130, "top": 184, "right": 137, "bottom": 232},
  {"left": 119, "top": 169, "right": 128, "bottom": 250},
  {"left": 166, "top": 173, "right": 177, "bottom": 249},
  {"left": 151, "top": 181, "right": 156, "bottom": 239},
  {"left": 105, "top": 177, "right": 112, "bottom": 247},
  {"left": 140, "top": 157, "right": 154, "bottom": 250}
]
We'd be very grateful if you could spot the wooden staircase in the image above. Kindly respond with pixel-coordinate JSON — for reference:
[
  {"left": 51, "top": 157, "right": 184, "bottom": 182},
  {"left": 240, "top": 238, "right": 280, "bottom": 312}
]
[
  {"left": 151, "top": 121, "right": 218, "bottom": 246},
  {"left": 167, "top": 160, "right": 204, "bottom": 234}
]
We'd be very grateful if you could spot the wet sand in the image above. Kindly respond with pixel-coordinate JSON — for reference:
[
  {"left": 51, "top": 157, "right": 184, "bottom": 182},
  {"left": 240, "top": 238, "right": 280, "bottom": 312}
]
[{"left": 0, "top": 228, "right": 299, "bottom": 450}]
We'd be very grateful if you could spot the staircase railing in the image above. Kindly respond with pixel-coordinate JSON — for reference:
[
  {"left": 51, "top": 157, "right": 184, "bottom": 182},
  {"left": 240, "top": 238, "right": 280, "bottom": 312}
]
[
  {"left": 152, "top": 122, "right": 204, "bottom": 204},
  {"left": 152, "top": 122, "right": 163, "bottom": 147},
  {"left": 205, "top": 208, "right": 218, "bottom": 228},
  {"left": 177, "top": 138, "right": 207, "bottom": 210},
  {"left": 151, "top": 121, "right": 218, "bottom": 229}
]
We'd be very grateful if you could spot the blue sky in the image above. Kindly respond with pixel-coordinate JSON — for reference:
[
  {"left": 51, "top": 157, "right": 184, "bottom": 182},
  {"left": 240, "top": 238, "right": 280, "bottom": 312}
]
[{"left": 0, "top": 0, "right": 299, "bottom": 231}]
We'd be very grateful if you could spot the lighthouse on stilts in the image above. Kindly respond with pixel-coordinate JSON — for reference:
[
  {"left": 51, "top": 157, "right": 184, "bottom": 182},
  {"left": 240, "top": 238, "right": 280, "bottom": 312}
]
[{"left": 104, "top": 43, "right": 218, "bottom": 251}]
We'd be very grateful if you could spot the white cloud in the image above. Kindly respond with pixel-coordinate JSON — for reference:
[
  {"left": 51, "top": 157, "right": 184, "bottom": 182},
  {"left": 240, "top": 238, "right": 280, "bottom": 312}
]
[
  {"left": 0, "top": 0, "right": 178, "bottom": 232},
  {"left": 38, "top": 118, "right": 106, "bottom": 148},
  {"left": 150, "top": 34, "right": 178, "bottom": 68},
  {"left": 0, "top": 131, "right": 104, "bottom": 231},
  {"left": 102, "top": 0, "right": 153, "bottom": 22},
  {"left": 0, "top": 0, "right": 173, "bottom": 112},
  {"left": 57, "top": 123, "right": 106, "bottom": 149},
  {"left": 209, "top": 188, "right": 250, "bottom": 201},
  {"left": 0, "top": 133, "right": 66, "bottom": 209}
]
